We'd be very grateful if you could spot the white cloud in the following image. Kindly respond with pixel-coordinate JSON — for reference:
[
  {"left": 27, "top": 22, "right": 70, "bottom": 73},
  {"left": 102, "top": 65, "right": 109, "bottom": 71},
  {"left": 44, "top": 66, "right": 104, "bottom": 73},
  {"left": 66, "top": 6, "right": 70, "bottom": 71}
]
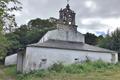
[
  {"left": 14, "top": 0, "right": 120, "bottom": 35},
  {"left": 85, "top": 0, "right": 97, "bottom": 11}
]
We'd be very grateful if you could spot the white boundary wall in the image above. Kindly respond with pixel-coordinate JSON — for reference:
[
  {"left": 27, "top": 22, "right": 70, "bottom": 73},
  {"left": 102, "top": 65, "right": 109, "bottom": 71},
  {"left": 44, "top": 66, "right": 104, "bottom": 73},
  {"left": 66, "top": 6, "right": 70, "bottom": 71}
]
[{"left": 5, "top": 54, "right": 17, "bottom": 66}]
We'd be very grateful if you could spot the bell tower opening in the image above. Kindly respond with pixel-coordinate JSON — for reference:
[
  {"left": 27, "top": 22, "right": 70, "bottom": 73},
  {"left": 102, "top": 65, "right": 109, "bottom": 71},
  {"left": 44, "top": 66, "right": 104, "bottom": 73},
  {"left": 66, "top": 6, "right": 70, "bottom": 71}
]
[
  {"left": 57, "top": 3, "right": 77, "bottom": 31},
  {"left": 59, "top": 4, "right": 76, "bottom": 26}
]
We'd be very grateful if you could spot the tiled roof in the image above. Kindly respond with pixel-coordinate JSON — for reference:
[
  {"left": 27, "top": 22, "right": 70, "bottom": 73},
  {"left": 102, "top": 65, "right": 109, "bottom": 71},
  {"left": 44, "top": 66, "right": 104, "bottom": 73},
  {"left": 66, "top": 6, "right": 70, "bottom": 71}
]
[{"left": 28, "top": 40, "right": 116, "bottom": 53}]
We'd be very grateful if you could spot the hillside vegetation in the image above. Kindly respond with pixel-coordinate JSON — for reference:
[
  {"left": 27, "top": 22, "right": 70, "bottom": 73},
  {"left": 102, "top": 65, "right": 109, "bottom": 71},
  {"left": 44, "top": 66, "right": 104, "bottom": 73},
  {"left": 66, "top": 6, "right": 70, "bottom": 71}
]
[{"left": 1, "top": 61, "right": 120, "bottom": 80}]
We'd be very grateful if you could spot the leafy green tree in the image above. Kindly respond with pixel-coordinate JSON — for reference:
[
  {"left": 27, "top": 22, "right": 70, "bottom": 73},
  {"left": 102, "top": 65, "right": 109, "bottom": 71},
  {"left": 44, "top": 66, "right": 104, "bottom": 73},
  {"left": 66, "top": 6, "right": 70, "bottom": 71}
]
[
  {"left": 110, "top": 28, "right": 120, "bottom": 52},
  {"left": 28, "top": 18, "right": 55, "bottom": 30},
  {"left": 0, "top": 0, "right": 22, "bottom": 32},
  {"left": 5, "top": 33, "right": 22, "bottom": 55},
  {"left": 6, "top": 18, "right": 56, "bottom": 55},
  {"left": 98, "top": 35, "right": 112, "bottom": 49},
  {"left": 0, "top": 34, "right": 9, "bottom": 61},
  {"left": 15, "top": 18, "right": 56, "bottom": 47},
  {"left": 97, "top": 35, "right": 104, "bottom": 41},
  {"left": 98, "top": 28, "right": 120, "bottom": 61},
  {"left": 85, "top": 33, "right": 98, "bottom": 45},
  {"left": 0, "top": 0, "right": 21, "bottom": 62},
  {"left": 98, "top": 28, "right": 120, "bottom": 53}
]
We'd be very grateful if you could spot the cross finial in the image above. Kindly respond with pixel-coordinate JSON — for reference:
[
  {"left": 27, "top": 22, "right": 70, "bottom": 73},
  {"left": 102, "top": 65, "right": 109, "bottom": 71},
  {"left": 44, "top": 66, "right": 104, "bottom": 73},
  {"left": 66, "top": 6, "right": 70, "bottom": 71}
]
[{"left": 67, "top": 0, "right": 70, "bottom": 4}]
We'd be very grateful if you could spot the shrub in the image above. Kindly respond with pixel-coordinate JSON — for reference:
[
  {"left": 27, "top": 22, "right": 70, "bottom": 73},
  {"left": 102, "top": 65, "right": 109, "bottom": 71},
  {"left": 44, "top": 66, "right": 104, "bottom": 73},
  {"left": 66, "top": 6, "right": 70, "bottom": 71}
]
[
  {"left": 34, "top": 69, "right": 49, "bottom": 77},
  {"left": 63, "top": 64, "right": 85, "bottom": 73},
  {"left": 48, "top": 62, "right": 64, "bottom": 72}
]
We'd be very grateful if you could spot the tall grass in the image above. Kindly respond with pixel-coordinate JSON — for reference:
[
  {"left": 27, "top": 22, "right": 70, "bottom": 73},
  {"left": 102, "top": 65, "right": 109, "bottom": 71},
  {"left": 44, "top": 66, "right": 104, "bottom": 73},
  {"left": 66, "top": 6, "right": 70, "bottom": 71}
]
[
  {"left": 16, "top": 61, "right": 120, "bottom": 80},
  {"left": 48, "top": 60, "right": 118, "bottom": 73}
]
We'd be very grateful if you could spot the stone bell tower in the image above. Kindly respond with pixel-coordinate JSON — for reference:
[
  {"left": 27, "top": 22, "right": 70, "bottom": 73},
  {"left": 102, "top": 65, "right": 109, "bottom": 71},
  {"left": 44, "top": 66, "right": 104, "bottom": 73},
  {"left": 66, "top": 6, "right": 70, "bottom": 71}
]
[
  {"left": 57, "top": 4, "right": 77, "bottom": 31},
  {"left": 39, "top": 3, "right": 85, "bottom": 43},
  {"left": 59, "top": 4, "right": 76, "bottom": 25}
]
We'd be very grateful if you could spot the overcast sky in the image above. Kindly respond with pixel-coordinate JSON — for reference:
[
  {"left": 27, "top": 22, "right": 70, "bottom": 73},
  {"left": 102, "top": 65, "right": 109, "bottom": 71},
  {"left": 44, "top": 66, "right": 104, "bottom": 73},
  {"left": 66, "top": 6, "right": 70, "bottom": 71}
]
[{"left": 14, "top": 0, "right": 120, "bottom": 35}]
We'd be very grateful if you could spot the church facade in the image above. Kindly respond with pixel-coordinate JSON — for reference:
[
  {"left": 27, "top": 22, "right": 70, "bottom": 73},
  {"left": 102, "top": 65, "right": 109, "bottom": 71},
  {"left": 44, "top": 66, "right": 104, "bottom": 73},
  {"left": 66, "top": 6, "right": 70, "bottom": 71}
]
[{"left": 17, "top": 4, "right": 118, "bottom": 73}]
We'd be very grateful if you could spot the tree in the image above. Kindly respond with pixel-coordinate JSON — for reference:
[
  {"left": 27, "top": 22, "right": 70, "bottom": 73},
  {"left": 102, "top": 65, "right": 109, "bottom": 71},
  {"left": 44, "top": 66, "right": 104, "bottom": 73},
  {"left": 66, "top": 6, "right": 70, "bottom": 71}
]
[
  {"left": 85, "top": 33, "right": 98, "bottom": 45},
  {"left": 110, "top": 28, "right": 120, "bottom": 52},
  {"left": 0, "top": 34, "right": 9, "bottom": 61},
  {"left": 98, "top": 28, "right": 120, "bottom": 61},
  {"left": 0, "top": 0, "right": 22, "bottom": 32},
  {"left": 5, "top": 33, "right": 22, "bottom": 56},
  {"left": 16, "top": 18, "right": 56, "bottom": 47},
  {"left": 6, "top": 18, "right": 56, "bottom": 56},
  {"left": 98, "top": 35, "right": 112, "bottom": 49},
  {"left": 28, "top": 18, "right": 55, "bottom": 30},
  {"left": 98, "top": 28, "right": 120, "bottom": 52},
  {"left": 0, "top": 0, "right": 21, "bottom": 62}
]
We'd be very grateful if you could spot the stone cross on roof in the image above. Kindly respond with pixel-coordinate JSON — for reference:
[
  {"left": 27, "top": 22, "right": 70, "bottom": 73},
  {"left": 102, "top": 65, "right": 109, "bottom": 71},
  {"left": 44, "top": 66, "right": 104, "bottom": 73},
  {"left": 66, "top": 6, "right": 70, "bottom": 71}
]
[{"left": 67, "top": 0, "right": 70, "bottom": 4}]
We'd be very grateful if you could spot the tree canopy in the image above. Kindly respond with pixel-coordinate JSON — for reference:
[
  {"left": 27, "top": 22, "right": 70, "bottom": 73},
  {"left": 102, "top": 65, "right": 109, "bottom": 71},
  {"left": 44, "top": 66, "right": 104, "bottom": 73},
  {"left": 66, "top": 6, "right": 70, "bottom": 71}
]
[
  {"left": 0, "top": 0, "right": 21, "bottom": 62},
  {"left": 6, "top": 18, "right": 56, "bottom": 56},
  {"left": 85, "top": 33, "right": 103, "bottom": 45},
  {"left": 98, "top": 28, "right": 120, "bottom": 52}
]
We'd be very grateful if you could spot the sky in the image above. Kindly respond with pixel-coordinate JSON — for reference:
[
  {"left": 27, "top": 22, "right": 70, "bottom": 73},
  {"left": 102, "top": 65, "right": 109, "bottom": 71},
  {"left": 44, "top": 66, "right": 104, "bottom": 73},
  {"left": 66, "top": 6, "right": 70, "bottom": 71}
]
[{"left": 14, "top": 0, "right": 120, "bottom": 35}]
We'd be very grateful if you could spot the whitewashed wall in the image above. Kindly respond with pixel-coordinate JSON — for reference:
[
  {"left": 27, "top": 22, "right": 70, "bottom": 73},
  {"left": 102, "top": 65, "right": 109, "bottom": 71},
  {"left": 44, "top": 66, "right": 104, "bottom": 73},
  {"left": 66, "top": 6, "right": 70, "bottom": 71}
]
[
  {"left": 39, "top": 29, "right": 85, "bottom": 43},
  {"left": 5, "top": 54, "right": 17, "bottom": 66},
  {"left": 23, "top": 47, "right": 118, "bottom": 72}
]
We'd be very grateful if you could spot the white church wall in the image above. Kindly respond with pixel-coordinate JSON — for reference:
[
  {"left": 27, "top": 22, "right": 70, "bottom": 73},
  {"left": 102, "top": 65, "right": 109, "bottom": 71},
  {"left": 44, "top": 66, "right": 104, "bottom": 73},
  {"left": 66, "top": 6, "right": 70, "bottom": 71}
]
[
  {"left": 39, "top": 29, "right": 85, "bottom": 43},
  {"left": 23, "top": 47, "right": 117, "bottom": 72},
  {"left": 5, "top": 54, "right": 17, "bottom": 66}
]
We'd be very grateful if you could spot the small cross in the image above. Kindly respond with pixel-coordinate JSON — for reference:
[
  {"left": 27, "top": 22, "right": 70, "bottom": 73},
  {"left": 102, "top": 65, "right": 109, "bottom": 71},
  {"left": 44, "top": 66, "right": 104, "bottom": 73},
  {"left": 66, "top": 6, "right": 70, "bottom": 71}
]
[{"left": 67, "top": 0, "right": 70, "bottom": 4}]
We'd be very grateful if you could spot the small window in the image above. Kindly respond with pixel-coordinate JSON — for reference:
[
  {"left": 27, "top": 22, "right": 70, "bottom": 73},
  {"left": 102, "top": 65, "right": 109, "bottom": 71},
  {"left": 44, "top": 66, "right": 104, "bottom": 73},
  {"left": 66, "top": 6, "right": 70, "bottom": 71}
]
[
  {"left": 75, "top": 58, "right": 78, "bottom": 60},
  {"left": 42, "top": 59, "right": 47, "bottom": 62},
  {"left": 75, "top": 58, "right": 79, "bottom": 63},
  {"left": 39, "top": 59, "right": 47, "bottom": 68},
  {"left": 41, "top": 59, "right": 47, "bottom": 64}
]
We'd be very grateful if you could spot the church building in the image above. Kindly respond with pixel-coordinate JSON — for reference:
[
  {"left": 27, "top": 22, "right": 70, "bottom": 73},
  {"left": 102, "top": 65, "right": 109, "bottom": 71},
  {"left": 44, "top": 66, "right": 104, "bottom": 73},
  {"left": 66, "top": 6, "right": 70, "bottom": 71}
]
[{"left": 17, "top": 4, "right": 118, "bottom": 73}]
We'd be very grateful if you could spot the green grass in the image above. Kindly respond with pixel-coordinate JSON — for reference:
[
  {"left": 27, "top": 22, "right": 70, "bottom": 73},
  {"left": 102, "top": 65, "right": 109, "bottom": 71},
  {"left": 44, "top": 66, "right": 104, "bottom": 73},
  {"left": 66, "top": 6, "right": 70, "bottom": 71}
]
[
  {"left": 1, "top": 61, "right": 120, "bottom": 80},
  {"left": 0, "top": 65, "right": 16, "bottom": 80}
]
